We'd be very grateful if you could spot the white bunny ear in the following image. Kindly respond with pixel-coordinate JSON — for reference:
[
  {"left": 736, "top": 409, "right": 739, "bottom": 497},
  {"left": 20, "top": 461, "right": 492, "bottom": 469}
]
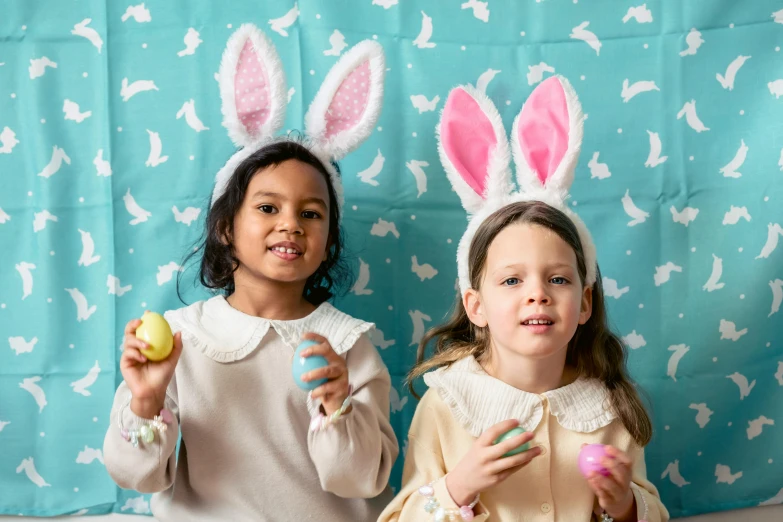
[
  {"left": 305, "top": 40, "right": 385, "bottom": 160},
  {"left": 511, "top": 75, "right": 584, "bottom": 198},
  {"left": 219, "top": 24, "right": 287, "bottom": 148},
  {"left": 436, "top": 84, "right": 513, "bottom": 215}
]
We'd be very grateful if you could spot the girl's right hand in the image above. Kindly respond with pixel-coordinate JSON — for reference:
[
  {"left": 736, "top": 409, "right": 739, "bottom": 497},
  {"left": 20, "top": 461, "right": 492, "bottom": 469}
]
[
  {"left": 121, "top": 317, "right": 183, "bottom": 419},
  {"left": 445, "top": 419, "right": 541, "bottom": 506}
]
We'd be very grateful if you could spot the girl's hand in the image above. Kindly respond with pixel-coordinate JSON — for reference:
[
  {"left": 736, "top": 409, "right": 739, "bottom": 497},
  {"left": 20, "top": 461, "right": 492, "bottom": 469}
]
[
  {"left": 586, "top": 445, "right": 636, "bottom": 521},
  {"left": 121, "top": 317, "right": 183, "bottom": 419},
  {"left": 445, "top": 419, "right": 541, "bottom": 506},
  {"left": 299, "top": 333, "right": 350, "bottom": 416}
]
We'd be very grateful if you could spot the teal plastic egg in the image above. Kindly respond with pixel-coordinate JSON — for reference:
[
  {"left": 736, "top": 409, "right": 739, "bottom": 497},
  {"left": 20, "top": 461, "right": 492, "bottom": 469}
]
[
  {"left": 292, "top": 340, "right": 329, "bottom": 391},
  {"left": 494, "top": 427, "right": 530, "bottom": 457}
]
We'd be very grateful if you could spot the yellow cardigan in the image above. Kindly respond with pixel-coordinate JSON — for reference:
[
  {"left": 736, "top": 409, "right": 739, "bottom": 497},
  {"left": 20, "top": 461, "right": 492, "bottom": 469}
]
[{"left": 379, "top": 357, "right": 669, "bottom": 522}]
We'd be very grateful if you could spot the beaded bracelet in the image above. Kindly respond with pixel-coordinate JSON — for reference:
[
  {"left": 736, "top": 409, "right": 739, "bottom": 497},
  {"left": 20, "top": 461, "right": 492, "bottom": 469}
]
[
  {"left": 600, "top": 483, "right": 648, "bottom": 522},
  {"left": 309, "top": 385, "right": 353, "bottom": 432},
  {"left": 418, "top": 479, "right": 480, "bottom": 522},
  {"left": 118, "top": 399, "right": 173, "bottom": 448}
]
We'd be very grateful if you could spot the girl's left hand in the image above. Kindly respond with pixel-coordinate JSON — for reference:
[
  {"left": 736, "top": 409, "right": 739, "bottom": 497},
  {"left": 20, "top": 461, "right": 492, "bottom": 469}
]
[
  {"left": 586, "top": 445, "right": 636, "bottom": 521},
  {"left": 300, "top": 333, "right": 351, "bottom": 416}
]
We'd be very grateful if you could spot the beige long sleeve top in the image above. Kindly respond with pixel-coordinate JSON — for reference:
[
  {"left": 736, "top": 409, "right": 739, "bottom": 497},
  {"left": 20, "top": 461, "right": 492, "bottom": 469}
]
[
  {"left": 103, "top": 295, "right": 398, "bottom": 522},
  {"left": 378, "top": 356, "right": 669, "bottom": 522}
]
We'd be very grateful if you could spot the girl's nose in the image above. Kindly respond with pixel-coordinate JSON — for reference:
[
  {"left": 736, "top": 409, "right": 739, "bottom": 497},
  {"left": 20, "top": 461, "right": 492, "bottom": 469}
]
[{"left": 276, "top": 211, "right": 304, "bottom": 235}]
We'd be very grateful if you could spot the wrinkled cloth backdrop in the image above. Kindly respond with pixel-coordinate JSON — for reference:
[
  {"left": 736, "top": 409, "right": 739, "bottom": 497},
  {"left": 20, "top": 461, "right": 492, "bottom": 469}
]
[{"left": 1, "top": 0, "right": 782, "bottom": 518}]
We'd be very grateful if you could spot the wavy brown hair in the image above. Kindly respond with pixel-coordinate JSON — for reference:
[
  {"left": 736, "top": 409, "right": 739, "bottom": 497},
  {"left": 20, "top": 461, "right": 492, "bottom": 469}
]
[{"left": 408, "top": 201, "right": 653, "bottom": 446}]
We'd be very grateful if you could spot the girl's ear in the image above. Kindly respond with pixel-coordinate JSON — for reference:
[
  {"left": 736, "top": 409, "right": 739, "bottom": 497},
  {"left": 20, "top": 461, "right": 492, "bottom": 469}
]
[
  {"left": 217, "top": 215, "right": 233, "bottom": 247},
  {"left": 578, "top": 286, "right": 593, "bottom": 325},
  {"left": 463, "top": 288, "right": 488, "bottom": 328}
]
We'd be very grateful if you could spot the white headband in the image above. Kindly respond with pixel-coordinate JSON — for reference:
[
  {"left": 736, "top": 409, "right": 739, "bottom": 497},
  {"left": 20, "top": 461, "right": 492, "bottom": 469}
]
[
  {"left": 435, "top": 75, "right": 597, "bottom": 296},
  {"left": 211, "top": 24, "right": 385, "bottom": 216}
]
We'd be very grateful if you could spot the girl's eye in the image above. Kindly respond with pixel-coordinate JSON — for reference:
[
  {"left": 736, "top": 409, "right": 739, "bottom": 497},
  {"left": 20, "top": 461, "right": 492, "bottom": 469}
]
[
  {"left": 502, "top": 278, "right": 519, "bottom": 286},
  {"left": 301, "top": 210, "right": 321, "bottom": 219},
  {"left": 550, "top": 277, "right": 568, "bottom": 285},
  {"left": 258, "top": 205, "right": 276, "bottom": 214}
]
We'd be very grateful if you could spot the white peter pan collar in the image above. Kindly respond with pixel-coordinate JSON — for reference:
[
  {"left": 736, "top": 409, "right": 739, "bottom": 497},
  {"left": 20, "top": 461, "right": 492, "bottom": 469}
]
[
  {"left": 164, "top": 296, "right": 374, "bottom": 363},
  {"left": 423, "top": 356, "right": 616, "bottom": 436}
]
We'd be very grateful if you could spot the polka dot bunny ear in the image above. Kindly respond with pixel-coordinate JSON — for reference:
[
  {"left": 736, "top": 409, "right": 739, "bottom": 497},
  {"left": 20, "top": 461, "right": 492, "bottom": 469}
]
[
  {"left": 219, "top": 24, "right": 287, "bottom": 148},
  {"left": 305, "top": 40, "right": 385, "bottom": 161}
]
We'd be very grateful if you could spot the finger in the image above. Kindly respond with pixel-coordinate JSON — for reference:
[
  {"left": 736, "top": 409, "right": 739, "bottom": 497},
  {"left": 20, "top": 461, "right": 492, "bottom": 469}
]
[
  {"left": 488, "top": 431, "right": 536, "bottom": 460},
  {"left": 303, "top": 363, "right": 345, "bottom": 383},
  {"left": 164, "top": 332, "right": 184, "bottom": 367},
  {"left": 589, "top": 473, "right": 621, "bottom": 499},
  {"left": 121, "top": 346, "right": 148, "bottom": 365},
  {"left": 301, "top": 332, "right": 328, "bottom": 348},
  {"left": 604, "top": 445, "right": 633, "bottom": 467},
  {"left": 598, "top": 473, "right": 625, "bottom": 501},
  {"left": 495, "top": 455, "right": 539, "bottom": 482},
  {"left": 602, "top": 456, "right": 631, "bottom": 486},
  {"left": 586, "top": 475, "right": 602, "bottom": 495},
  {"left": 588, "top": 476, "right": 612, "bottom": 505},
  {"left": 478, "top": 419, "right": 522, "bottom": 446},
  {"left": 124, "top": 319, "right": 143, "bottom": 336},
  {"left": 603, "top": 461, "right": 629, "bottom": 487},
  {"left": 310, "top": 378, "right": 349, "bottom": 401},
  {"left": 300, "top": 340, "right": 340, "bottom": 361},
  {"left": 124, "top": 335, "right": 149, "bottom": 353},
  {"left": 489, "top": 445, "right": 541, "bottom": 473}
]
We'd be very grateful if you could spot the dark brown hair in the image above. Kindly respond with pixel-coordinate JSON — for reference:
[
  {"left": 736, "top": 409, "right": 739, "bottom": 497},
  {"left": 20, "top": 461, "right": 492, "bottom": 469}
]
[
  {"left": 408, "top": 200, "right": 653, "bottom": 446},
  {"left": 178, "top": 139, "right": 352, "bottom": 305}
]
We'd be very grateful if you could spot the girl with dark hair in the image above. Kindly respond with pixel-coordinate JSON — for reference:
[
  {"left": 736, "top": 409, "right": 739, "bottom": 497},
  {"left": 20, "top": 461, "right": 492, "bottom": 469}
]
[{"left": 103, "top": 25, "right": 397, "bottom": 521}]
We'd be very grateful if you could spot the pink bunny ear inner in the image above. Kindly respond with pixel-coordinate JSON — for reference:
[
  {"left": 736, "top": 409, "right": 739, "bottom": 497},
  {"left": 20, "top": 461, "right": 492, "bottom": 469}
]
[
  {"left": 516, "top": 76, "right": 569, "bottom": 186},
  {"left": 219, "top": 24, "right": 286, "bottom": 148},
  {"left": 324, "top": 60, "right": 371, "bottom": 138},
  {"left": 441, "top": 88, "right": 498, "bottom": 197},
  {"left": 234, "top": 40, "right": 273, "bottom": 137},
  {"left": 305, "top": 40, "right": 385, "bottom": 160}
]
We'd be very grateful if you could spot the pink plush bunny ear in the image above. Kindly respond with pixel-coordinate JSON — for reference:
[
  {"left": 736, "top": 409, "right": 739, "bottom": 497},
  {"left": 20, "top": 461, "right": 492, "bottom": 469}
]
[
  {"left": 305, "top": 40, "right": 385, "bottom": 160},
  {"left": 437, "top": 85, "right": 512, "bottom": 215},
  {"left": 219, "top": 24, "right": 287, "bottom": 148},
  {"left": 511, "top": 75, "right": 584, "bottom": 197}
]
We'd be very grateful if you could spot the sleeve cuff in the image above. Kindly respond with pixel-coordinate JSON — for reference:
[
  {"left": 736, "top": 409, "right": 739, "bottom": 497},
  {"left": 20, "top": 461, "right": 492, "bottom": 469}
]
[
  {"left": 631, "top": 483, "right": 650, "bottom": 521},
  {"left": 432, "top": 476, "right": 460, "bottom": 509},
  {"left": 431, "top": 477, "right": 490, "bottom": 519}
]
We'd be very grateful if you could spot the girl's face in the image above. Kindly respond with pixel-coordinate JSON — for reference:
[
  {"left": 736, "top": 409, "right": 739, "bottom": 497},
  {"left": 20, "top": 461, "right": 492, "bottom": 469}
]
[
  {"left": 230, "top": 159, "right": 331, "bottom": 289},
  {"left": 464, "top": 223, "right": 592, "bottom": 362}
]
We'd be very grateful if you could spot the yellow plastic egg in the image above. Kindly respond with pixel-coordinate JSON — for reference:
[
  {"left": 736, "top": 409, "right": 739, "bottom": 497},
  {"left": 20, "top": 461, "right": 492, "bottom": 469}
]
[{"left": 136, "top": 311, "right": 173, "bottom": 362}]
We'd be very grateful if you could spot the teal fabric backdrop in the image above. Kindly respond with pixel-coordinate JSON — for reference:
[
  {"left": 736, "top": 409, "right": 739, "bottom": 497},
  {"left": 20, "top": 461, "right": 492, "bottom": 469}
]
[{"left": 1, "top": 0, "right": 782, "bottom": 517}]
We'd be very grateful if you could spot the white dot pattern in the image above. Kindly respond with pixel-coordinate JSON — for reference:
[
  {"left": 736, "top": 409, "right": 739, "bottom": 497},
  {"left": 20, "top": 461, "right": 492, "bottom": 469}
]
[
  {"left": 235, "top": 40, "right": 271, "bottom": 137},
  {"left": 325, "top": 61, "right": 371, "bottom": 138}
]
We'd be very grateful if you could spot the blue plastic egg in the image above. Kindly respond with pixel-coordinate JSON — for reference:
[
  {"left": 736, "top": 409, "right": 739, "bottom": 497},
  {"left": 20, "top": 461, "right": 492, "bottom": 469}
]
[{"left": 292, "top": 340, "right": 329, "bottom": 391}]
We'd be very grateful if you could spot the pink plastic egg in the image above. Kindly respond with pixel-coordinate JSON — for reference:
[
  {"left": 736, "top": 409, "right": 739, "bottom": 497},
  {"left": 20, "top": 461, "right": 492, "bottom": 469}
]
[{"left": 578, "top": 443, "right": 610, "bottom": 478}]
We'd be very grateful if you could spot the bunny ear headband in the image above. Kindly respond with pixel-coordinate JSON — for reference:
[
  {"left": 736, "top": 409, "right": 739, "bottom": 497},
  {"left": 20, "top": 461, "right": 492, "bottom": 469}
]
[
  {"left": 211, "top": 23, "right": 385, "bottom": 215},
  {"left": 436, "top": 75, "right": 597, "bottom": 297}
]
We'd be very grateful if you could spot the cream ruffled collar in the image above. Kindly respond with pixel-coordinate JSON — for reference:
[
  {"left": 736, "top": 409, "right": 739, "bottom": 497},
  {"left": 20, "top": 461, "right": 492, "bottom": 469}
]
[
  {"left": 164, "top": 296, "right": 374, "bottom": 363},
  {"left": 424, "top": 356, "right": 616, "bottom": 436}
]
